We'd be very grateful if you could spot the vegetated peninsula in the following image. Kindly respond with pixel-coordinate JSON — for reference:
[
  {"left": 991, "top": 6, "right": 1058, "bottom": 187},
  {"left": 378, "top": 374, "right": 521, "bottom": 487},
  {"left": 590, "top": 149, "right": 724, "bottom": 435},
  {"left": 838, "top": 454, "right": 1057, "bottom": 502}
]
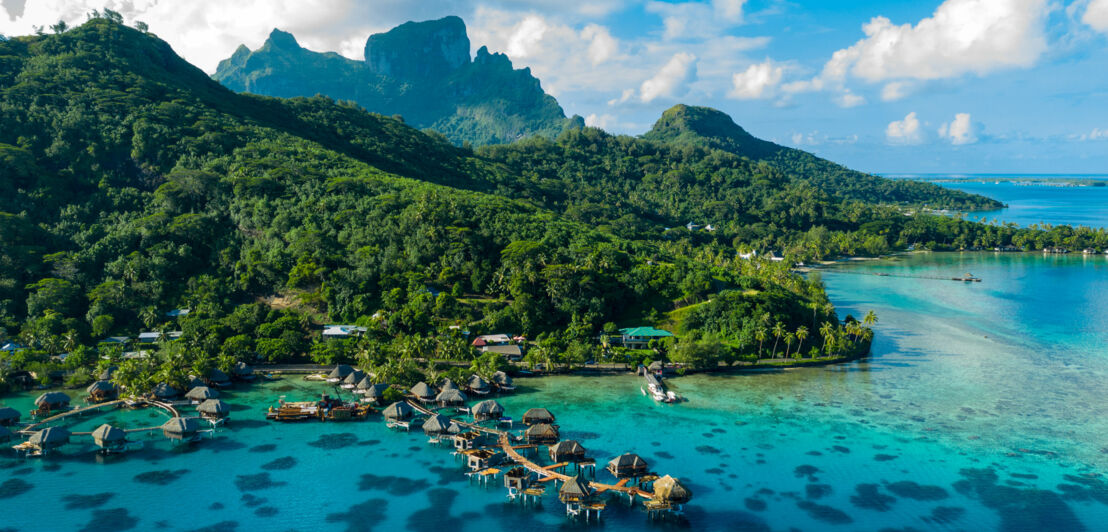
[
  {"left": 213, "top": 16, "right": 582, "bottom": 147},
  {"left": 0, "top": 18, "right": 1105, "bottom": 395}
]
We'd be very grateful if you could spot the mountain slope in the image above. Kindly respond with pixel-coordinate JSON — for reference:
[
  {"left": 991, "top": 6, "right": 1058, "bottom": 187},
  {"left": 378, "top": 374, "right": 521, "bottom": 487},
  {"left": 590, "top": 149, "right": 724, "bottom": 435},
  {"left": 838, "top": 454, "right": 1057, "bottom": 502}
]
[{"left": 214, "top": 17, "right": 582, "bottom": 146}]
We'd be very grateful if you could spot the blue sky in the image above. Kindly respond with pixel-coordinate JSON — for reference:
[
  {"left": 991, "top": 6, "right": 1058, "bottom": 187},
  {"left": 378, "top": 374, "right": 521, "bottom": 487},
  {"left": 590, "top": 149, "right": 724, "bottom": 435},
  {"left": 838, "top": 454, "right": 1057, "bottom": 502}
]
[{"left": 3, "top": 0, "right": 1107, "bottom": 173}]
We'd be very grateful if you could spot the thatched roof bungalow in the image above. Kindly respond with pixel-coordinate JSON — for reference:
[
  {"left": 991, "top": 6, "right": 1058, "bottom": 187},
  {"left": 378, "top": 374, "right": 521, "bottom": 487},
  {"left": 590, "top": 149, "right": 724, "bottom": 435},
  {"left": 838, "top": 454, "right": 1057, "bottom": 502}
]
[
  {"left": 207, "top": 368, "right": 231, "bottom": 387},
  {"left": 327, "top": 364, "right": 354, "bottom": 382},
  {"left": 422, "top": 414, "right": 457, "bottom": 436},
  {"left": 549, "top": 440, "right": 587, "bottom": 463},
  {"left": 524, "top": 422, "right": 559, "bottom": 445},
  {"left": 98, "top": 365, "right": 117, "bottom": 381},
  {"left": 91, "top": 423, "right": 126, "bottom": 451},
  {"left": 440, "top": 378, "right": 458, "bottom": 391},
  {"left": 185, "top": 386, "right": 219, "bottom": 402},
  {"left": 652, "top": 475, "right": 692, "bottom": 504},
  {"left": 471, "top": 399, "right": 504, "bottom": 422},
  {"left": 86, "top": 380, "right": 118, "bottom": 402},
  {"left": 435, "top": 388, "right": 467, "bottom": 406},
  {"left": 467, "top": 375, "right": 490, "bottom": 395},
  {"left": 152, "top": 382, "right": 180, "bottom": 399},
  {"left": 522, "top": 408, "right": 554, "bottom": 426},
  {"left": 197, "top": 399, "right": 231, "bottom": 420},
  {"left": 232, "top": 361, "right": 255, "bottom": 380},
  {"left": 360, "top": 382, "right": 390, "bottom": 404},
  {"left": 607, "top": 453, "right": 649, "bottom": 478},
  {"left": 409, "top": 381, "right": 436, "bottom": 402},
  {"left": 491, "top": 371, "right": 514, "bottom": 391},
  {"left": 0, "top": 407, "right": 20, "bottom": 426},
  {"left": 341, "top": 370, "right": 366, "bottom": 389},
  {"left": 29, "top": 426, "right": 70, "bottom": 450},
  {"left": 382, "top": 401, "right": 414, "bottom": 421},
  {"left": 34, "top": 391, "right": 71, "bottom": 411},
  {"left": 161, "top": 417, "right": 201, "bottom": 440},
  {"left": 558, "top": 473, "right": 594, "bottom": 503}
]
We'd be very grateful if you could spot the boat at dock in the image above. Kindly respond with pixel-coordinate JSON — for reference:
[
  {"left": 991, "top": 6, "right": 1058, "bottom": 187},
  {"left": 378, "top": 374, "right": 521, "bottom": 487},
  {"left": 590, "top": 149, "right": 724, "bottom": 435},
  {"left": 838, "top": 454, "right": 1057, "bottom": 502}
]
[
  {"left": 643, "top": 373, "right": 680, "bottom": 403},
  {"left": 265, "top": 394, "right": 373, "bottom": 422}
]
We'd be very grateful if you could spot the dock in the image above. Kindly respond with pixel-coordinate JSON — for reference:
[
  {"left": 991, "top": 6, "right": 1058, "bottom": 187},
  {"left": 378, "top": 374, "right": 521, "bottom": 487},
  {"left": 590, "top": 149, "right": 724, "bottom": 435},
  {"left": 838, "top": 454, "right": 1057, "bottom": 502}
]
[{"left": 18, "top": 398, "right": 179, "bottom": 436}]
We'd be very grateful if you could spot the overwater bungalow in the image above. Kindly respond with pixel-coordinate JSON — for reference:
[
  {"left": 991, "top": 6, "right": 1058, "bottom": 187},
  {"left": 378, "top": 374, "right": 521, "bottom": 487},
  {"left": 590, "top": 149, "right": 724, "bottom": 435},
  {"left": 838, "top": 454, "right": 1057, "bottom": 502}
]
[
  {"left": 435, "top": 388, "right": 467, "bottom": 407},
  {"left": 341, "top": 370, "right": 366, "bottom": 389},
  {"left": 422, "top": 414, "right": 458, "bottom": 436},
  {"left": 409, "top": 381, "right": 436, "bottom": 402},
  {"left": 471, "top": 399, "right": 504, "bottom": 422},
  {"left": 161, "top": 417, "right": 201, "bottom": 441},
  {"left": 504, "top": 466, "right": 531, "bottom": 491},
  {"left": 91, "top": 424, "right": 127, "bottom": 453},
  {"left": 382, "top": 401, "right": 414, "bottom": 421},
  {"left": 607, "top": 453, "right": 649, "bottom": 478},
  {"left": 360, "top": 382, "right": 390, "bottom": 405},
  {"left": 185, "top": 375, "right": 206, "bottom": 390},
  {"left": 207, "top": 368, "right": 232, "bottom": 388},
  {"left": 185, "top": 386, "right": 219, "bottom": 403},
  {"left": 492, "top": 371, "right": 515, "bottom": 392},
  {"left": 152, "top": 382, "right": 180, "bottom": 400},
  {"left": 467, "top": 375, "right": 491, "bottom": 395},
  {"left": 0, "top": 407, "right": 19, "bottom": 426},
  {"left": 440, "top": 378, "right": 459, "bottom": 391},
  {"left": 651, "top": 475, "right": 693, "bottom": 505},
  {"left": 549, "top": 440, "right": 587, "bottom": 463},
  {"left": 33, "top": 391, "right": 71, "bottom": 415},
  {"left": 232, "top": 362, "right": 255, "bottom": 381},
  {"left": 558, "top": 473, "right": 594, "bottom": 503},
  {"left": 327, "top": 365, "right": 355, "bottom": 383},
  {"left": 452, "top": 430, "right": 485, "bottom": 450},
  {"left": 26, "top": 426, "right": 71, "bottom": 455},
  {"left": 525, "top": 423, "right": 559, "bottom": 445},
  {"left": 98, "top": 365, "right": 118, "bottom": 381},
  {"left": 86, "top": 380, "right": 118, "bottom": 403},
  {"left": 463, "top": 448, "right": 503, "bottom": 471},
  {"left": 522, "top": 408, "right": 555, "bottom": 426},
  {"left": 197, "top": 399, "right": 231, "bottom": 421}
]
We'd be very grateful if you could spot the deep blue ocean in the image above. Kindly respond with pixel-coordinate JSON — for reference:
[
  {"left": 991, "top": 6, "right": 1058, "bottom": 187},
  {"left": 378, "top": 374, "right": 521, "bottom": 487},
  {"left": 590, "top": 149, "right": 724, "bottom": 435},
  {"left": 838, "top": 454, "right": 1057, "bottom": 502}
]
[{"left": 2, "top": 176, "right": 1107, "bottom": 531}]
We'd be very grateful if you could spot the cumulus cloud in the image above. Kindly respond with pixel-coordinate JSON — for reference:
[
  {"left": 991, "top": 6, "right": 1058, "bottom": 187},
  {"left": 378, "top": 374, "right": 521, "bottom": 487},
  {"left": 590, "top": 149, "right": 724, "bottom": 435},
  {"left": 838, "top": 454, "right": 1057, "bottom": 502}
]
[
  {"left": 1080, "top": 128, "right": 1108, "bottom": 140},
  {"left": 939, "top": 113, "right": 979, "bottom": 144},
  {"left": 835, "top": 90, "right": 865, "bottom": 108},
  {"left": 581, "top": 23, "right": 618, "bottom": 65},
  {"left": 886, "top": 112, "right": 923, "bottom": 145},
  {"left": 728, "top": 60, "right": 783, "bottom": 99},
  {"left": 640, "top": 52, "right": 697, "bottom": 102},
  {"left": 881, "top": 81, "right": 911, "bottom": 102},
  {"left": 505, "top": 15, "right": 547, "bottom": 57},
  {"left": 1084, "top": 0, "right": 1108, "bottom": 31},
  {"left": 646, "top": 0, "right": 746, "bottom": 40}
]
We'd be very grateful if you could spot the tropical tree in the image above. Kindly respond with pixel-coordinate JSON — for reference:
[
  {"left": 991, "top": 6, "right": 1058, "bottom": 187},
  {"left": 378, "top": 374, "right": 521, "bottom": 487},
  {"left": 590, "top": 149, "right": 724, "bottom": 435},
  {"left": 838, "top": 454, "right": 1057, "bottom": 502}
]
[
  {"left": 795, "top": 326, "right": 809, "bottom": 358},
  {"left": 863, "top": 310, "right": 878, "bottom": 328},
  {"left": 754, "top": 327, "right": 767, "bottom": 358},
  {"left": 783, "top": 332, "right": 795, "bottom": 359},
  {"left": 771, "top": 322, "right": 786, "bottom": 358},
  {"left": 819, "top": 322, "right": 834, "bottom": 357}
]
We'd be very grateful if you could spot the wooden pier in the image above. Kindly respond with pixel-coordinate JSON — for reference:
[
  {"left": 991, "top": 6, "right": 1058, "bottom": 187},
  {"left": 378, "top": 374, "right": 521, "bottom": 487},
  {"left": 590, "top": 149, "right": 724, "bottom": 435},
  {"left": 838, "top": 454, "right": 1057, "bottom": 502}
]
[{"left": 18, "top": 398, "right": 179, "bottom": 436}]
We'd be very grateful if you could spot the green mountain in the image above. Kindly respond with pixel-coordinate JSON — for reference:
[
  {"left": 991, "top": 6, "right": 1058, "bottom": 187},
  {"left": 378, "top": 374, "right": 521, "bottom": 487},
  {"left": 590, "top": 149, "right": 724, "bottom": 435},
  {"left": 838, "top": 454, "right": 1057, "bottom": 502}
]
[
  {"left": 1, "top": 18, "right": 1099, "bottom": 392},
  {"left": 214, "top": 17, "right": 582, "bottom": 146}
]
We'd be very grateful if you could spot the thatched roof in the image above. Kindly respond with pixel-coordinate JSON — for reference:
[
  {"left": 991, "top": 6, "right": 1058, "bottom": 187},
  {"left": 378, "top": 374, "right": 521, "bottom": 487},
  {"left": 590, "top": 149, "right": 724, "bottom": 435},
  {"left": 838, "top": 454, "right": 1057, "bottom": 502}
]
[
  {"left": 35, "top": 391, "right": 71, "bottom": 407},
  {"left": 492, "top": 371, "right": 512, "bottom": 386},
  {"left": 422, "top": 414, "right": 455, "bottom": 435},
  {"left": 440, "top": 378, "right": 458, "bottom": 391},
  {"left": 98, "top": 366, "right": 117, "bottom": 380},
  {"left": 559, "top": 473, "right": 593, "bottom": 499},
  {"left": 0, "top": 407, "right": 20, "bottom": 423},
  {"left": 363, "top": 383, "right": 389, "bottom": 398},
  {"left": 435, "top": 388, "right": 467, "bottom": 404},
  {"left": 410, "top": 381, "right": 435, "bottom": 398},
  {"left": 550, "top": 440, "right": 585, "bottom": 456},
  {"left": 161, "top": 417, "right": 201, "bottom": 434},
  {"left": 468, "top": 375, "right": 489, "bottom": 390},
  {"left": 29, "top": 426, "right": 70, "bottom": 446},
  {"left": 525, "top": 423, "right": 558, "bottom": 439},
  {"left": 652, "top": 475, "right": 692, "bottom": 503},
  {"left": 328, "top": 364, "right": 354, "bottom": 379},
  {"left": 522, "top": 408, "right": 554, "bottom": 424},
  {"left": 152, "top": 382, "right": 180, "bottom": 398},
  {"left": 86, "top": 380, "right": 116, "bottom": 394},
  {"left": 197, "top": 399, "right": 231, "bottom": 415},
  {"left": 91, "top": 424, "right": 126, "bottom": 444},
  {"left": 184, "top": 386, "right": 219, "bottom": 401},
  {"left": 382, "top": 401, "right": 414, "bottom": 420},
  {"left": 343, "top": 370, "right": 365, "bottom": 385},
  {"left": 471, "top": 399, "right": 503, "bottom": 416},
  {"left": 186, "top": 375, "right": 206, "bottom": 390},
  {"left": 232, "top": 361, "right": 253, "bottom": 376},
  {"left": 609, "top": 453, "right": 648, "bottom": 470},
  {"left": 208, "top": 368, "right": 231, "bottom": 383}
]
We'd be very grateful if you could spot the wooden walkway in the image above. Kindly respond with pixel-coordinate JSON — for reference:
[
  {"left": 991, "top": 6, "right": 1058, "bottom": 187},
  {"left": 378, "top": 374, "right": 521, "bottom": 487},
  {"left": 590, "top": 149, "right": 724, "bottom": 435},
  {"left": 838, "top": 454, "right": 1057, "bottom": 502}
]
[
  {"left": 20, "top": 398, "right": 180, "bottom": 436},
  {"left": 405, "top": 400, "right": 656, "bottom": 500}
]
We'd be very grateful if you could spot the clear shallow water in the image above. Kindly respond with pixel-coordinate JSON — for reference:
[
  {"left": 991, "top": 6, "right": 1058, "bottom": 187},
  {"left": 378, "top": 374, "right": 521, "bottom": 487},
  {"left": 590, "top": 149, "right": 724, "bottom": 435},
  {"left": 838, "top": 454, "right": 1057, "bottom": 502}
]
[
  {"left": 889, "top": 174, "right": 1108, "bottom": 229},
  {"left": 3, "top": 252, "right": 1108, "bottom": 531}
]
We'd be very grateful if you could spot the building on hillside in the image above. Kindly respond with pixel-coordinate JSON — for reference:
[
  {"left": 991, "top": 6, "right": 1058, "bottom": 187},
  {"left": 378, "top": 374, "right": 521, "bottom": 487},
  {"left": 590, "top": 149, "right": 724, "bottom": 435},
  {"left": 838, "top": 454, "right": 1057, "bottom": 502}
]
[
  {"left": 480, "top": 344, "right": 523, "bottom": 361},
  {"left": 165, "top": 308, "right": 191, "bottom": 318},
  {"left": 471, "top": 334, "right": 511, "bottom": 348},
  {"left": 614, "top": 327, "right": 674, "bottom": 350},
  {"left": 322, "top": 324, "right": 368, "bottom": 340},
  {"left": 137, "top": 331, "right": 182, "bottom": 343},
  {"left": 99, "top": 336, "right": 131, "bottom": 346}
]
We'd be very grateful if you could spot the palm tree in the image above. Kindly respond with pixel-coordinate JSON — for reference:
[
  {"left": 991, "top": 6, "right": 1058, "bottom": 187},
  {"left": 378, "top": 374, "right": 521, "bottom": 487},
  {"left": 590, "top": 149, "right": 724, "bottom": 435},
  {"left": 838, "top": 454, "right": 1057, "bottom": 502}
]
[
  {"left": 754, "top": 327, "right": 767, "bottom": 358},
  {"left": 784, "top": 332, "right": 795, "bottom": 359},
  {"left": 795, "top": 326, "right": 809, "bottom": 358},
  {"left": 819, "top": 322, "right": 834, "bottom": 358},
  {"left": 771, "top": 322, "right": 786, "bottom": 358},
  {"left": 863, "top": 310, "right": 878, "bottom": 328}
]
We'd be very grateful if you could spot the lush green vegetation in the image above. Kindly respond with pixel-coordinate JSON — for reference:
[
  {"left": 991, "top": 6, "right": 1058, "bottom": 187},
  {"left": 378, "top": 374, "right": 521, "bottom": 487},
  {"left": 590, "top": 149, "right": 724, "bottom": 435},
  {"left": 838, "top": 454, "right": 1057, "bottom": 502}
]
[
  {"left": 214, "top": 17, "right": 582, "bottom": 147},
  {"left": 1, "top": 18, "right": 1099, "bottom": 396}
]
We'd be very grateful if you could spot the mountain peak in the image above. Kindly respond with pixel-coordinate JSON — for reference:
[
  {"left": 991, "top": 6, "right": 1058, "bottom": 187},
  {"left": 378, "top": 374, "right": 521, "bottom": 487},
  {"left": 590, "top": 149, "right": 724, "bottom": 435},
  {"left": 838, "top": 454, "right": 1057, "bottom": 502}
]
[
  {"left": 265, "top": 28, "right": 301, "bottom": 50},
  {"left": 364, "top": 16, "right": 470, "bottom": 79},
  {"left": 648, "top": 105, "right": 756, "bottom": 142}
]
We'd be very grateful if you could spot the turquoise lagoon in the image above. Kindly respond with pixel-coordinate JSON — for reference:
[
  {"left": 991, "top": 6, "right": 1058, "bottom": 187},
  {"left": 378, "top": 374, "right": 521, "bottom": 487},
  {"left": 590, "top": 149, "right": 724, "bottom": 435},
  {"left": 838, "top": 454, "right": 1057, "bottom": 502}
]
[{"left": 3, "top": 251, "right": 1108, "bottom": 531}]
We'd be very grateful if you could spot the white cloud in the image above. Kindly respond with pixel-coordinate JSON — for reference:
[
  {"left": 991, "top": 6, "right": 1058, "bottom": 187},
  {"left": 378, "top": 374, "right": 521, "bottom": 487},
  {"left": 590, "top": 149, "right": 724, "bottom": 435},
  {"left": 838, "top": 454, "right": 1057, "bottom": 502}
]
[
  {"left": 646, "top": 0, "right": 746, "bottom": 40},
  {"left": 505, "top": 15, "right": 547, "bottom": 58},
  {"left": 881, "top": 81, "right": 911, "bottom": 102},
  {"left": 1084, "top": 0, "right": 1108, "bottom": 31},
  {"left": 1080, "top": 128, "right": 1108, "bottom": 140},
  {"left": 640, "top": 52, "right": 697, "bottom": 103},
  {"left": 581, "top": 24, "right": 618, "bottom": 65},
  {"left": 939, "top": 113, "right": 979, "bottom": 144},
  {"left": 835, "top": 90, "right": 865, "bottom": 108},
  {"left": 728, "top": 60, "right": 783, "bottom": 99},
  {"left": 886, "top": 112, "right": 923, "bottom": 145}
]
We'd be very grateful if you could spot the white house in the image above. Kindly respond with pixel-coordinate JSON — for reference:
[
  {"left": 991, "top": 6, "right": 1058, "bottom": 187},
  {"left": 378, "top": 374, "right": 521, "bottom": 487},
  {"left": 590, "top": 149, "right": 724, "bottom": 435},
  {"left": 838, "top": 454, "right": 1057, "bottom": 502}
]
[{"left": 323, "top": 325, "right": 368, "bottom": 340}]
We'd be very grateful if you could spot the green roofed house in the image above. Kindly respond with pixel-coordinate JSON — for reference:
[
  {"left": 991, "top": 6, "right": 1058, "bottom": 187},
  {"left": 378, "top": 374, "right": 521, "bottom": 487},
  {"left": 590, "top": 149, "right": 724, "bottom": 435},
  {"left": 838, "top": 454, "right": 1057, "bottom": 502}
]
[{"left": 617, "top": 327, "right": 674, "bottom": 349}]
